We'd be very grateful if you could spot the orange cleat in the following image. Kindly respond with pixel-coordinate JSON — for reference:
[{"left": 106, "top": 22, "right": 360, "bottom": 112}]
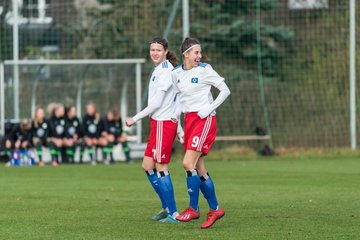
[
  {"left": 201, "top": 207, "right": 225, "bottom": 229},
  {"left": 51, "top": 161, "right": 58, "bottom": 167},
  {"left": 38, "top": 161, "right": 45, "bottom": 167},
  {"left": 176, "top": 206, "right": 200, "bottom": 222}
]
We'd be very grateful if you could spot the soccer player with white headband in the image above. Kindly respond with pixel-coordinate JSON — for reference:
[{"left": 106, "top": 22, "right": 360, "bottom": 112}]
[
  {"left": 126, "top": 36, "right": 184, "bottom": 223},
  {"left": 172, "top": 37, "right": 231, "bottom": 228}
]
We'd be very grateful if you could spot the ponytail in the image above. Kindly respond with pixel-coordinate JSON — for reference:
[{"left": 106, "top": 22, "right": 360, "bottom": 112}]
[{"left": 166, "top": 50, "right": 178, "bottom": 67}]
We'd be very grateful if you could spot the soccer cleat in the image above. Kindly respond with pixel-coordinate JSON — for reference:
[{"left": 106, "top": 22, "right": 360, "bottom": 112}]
[
  {"left": 176, "top": 206, "right": 200, "bottom": 222},
  {"left": 159, "top": 215, "right": 178, "bottom": 223},
  {"left": 151, "top": 211, "right": 169, "bottom": 221},
  {"left": 201, "top": 207, "right": 225, "bottom": 229},
  {"left": 38, "top": 161, "right": 45, "bottom": 167},
  {"left": 51, "top": 161, "right": 58, "bottom": 167}
]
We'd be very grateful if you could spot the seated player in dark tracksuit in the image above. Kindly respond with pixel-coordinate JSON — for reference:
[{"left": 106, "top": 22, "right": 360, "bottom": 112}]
[
  {"left": 11, "top": 119, "right": 32, "bottom": 150},
  {"left": 4, "top": 119, "right": 32, "bottom": 166},
  {"left": 48, "top": 103, "right": 66, "bottom": 166},
  {"left": 64, "top": 106, "right": 84, "bottom": 164},
  {"left": 31, "top": 106, "right": 49, "bottom": 166},
  {"left": 101, "top": 108, "right": 132, "bottom": 163},
  {"left": 82, "top": 102, "right": 104, "bottom": 165}
]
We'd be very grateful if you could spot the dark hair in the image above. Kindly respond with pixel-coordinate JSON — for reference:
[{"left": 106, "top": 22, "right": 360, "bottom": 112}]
[
  {"left": 65, "top": 105, "right": 76, "bottom": 118},
  {"left": 110, "top": 108, "right": 120, "bottom": 120},
  {"left": 149, "top": 36, "right": 178, "bottom": 66},
  {"left": 180, "top": 37, "right": 201, "bottom": 55}
]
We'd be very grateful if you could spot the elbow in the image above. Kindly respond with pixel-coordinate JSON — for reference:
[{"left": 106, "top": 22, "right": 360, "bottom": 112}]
[
  {"left": 226, "top": 88, "right": 231, "bottom": 96},
  {"left": 224, "top": 88, "right": 231, "bottom": 98}
]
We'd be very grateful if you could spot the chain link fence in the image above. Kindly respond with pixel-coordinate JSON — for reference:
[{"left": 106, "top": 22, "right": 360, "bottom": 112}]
[{"left": 0, "top": 0, "right": 359, "bottom": 148}]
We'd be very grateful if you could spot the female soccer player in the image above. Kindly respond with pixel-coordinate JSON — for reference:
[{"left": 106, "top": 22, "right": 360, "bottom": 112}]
[
  {"left": 126, "top": 36, "right": 183, "bottom": 222},
  {"left": 48, "top": 103, "right": 66, "bottom": 166},
  {"left": 172, "top": 37, "right": 231, "bottom": 228},
  {"left": 101, "top": 108, "right": 131, "bottom": 164},
  {"left": 31, "top": 106, "right": 49, "bottom": 166},
  {"left": 64, "top": 106, "right": 83, "bottom": 164},
  {"left": 4, "top": 118, "right": 32, "bottom": 166},
  {"left": 83, "top": 102, "right": 103, "bottom": 165},
  {"left": 7, "top": 118, "right": 32, "bottom": 151}
]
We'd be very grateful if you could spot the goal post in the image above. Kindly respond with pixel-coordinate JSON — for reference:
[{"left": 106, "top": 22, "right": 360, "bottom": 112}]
[
  {"left": 0, "top": 59, "right": 146, "bottom": 143},
  {"left": 0, "top": 63, "right": 4, "bottom": 136}
]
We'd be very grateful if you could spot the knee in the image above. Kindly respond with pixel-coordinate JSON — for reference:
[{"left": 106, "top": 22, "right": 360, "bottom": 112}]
[
  {"left": 142, "top": 159, "right": 154, "bottom": 171},
  {"left": 85, "top": 138, "right": 91, "bottom": 146},
  {"left": 182, "top": 161, "right": 194, "bottom": 170},
  {"left": 142, "top": 162, "right": 150, "bottom": 171},
  {"left": 101, "top": 139, "right": 108, "bottom": 146},
  {"left": 22, "top": 142, "right": 29, "bottom": 149},
  {"left": 55, "top": 140, "right": 63, "bottom": 147},
  {"left": 108, "top": 135, "right": 115, "bottom": 142}
]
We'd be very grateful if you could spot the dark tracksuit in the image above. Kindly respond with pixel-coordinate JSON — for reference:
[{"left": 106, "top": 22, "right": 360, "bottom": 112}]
[
  {"left": 11, "top": 124, "right": 32, "bottom": 149},
  {"left": 64, "top": 116, "right": 83, "bottom": 163},
  {"left": 101, "top": 117, "right": 131, "bottom": 163},
  {"left": 31, "top": 119, "right": 49, "bottom": 162},
  {"left": 48, "top": 116, "right": 66, "bottom": 162},
  {"left": 82, "top": 114, "right": 102, "bottom": 161}
]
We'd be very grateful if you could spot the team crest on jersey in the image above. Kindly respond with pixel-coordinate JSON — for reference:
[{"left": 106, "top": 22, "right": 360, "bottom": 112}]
[
  {"left": 37, "top": 128, "right": 45, "bottom": 137},
  {"left": 177, "top": 79, "right": 180, "bottom": 83},
  {"left": 68, "top": 126, "right": 75, "bottom": 135},
  {"left": 191, "top": 77, "right": 198, "bottom": 83},
  {"left": 151, "top": 76, "right": 156, "bottom": 81}
]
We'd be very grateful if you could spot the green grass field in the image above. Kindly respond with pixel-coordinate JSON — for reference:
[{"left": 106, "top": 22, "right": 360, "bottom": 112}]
[{"left": 0, "top": 151, "right": 359, "bottom": 240}]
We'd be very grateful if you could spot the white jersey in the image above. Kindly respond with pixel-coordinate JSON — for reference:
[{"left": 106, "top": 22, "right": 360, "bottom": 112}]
[
  {"left": 171, "top": 62, "right": 224, "bottom": 114},
  {"left": 147, "top": 60, "right": 176, "bottom": 120}
]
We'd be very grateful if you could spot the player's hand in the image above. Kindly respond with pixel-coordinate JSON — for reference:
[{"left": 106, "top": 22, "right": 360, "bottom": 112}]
[
  {"left": 177, "top": 126, "right": 184, "bottom": 144},
  {"left": 125, "top": 118, "right": 135, "bottom": 127},
  {"left": 197, "top": 105, "right": 212, "bottom": 119}
]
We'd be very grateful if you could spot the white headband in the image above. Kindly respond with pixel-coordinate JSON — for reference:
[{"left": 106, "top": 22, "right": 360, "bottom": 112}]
[{"left": 182, "top": 44, "right": 200, "bottom": 55}]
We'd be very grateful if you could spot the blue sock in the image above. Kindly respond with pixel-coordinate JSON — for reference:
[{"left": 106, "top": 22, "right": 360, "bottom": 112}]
[
  {"left": 186, "top": 169, "right": 200, "bottom": 211},
  {"left": 157, "top": 171, "right": 177, "bottom": 216},
  {"left": 200, "top": 172, "right": 219, "bottom": 210},
  {"left": 146, "top": 169, "right": 167, "bottom": 210}
]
